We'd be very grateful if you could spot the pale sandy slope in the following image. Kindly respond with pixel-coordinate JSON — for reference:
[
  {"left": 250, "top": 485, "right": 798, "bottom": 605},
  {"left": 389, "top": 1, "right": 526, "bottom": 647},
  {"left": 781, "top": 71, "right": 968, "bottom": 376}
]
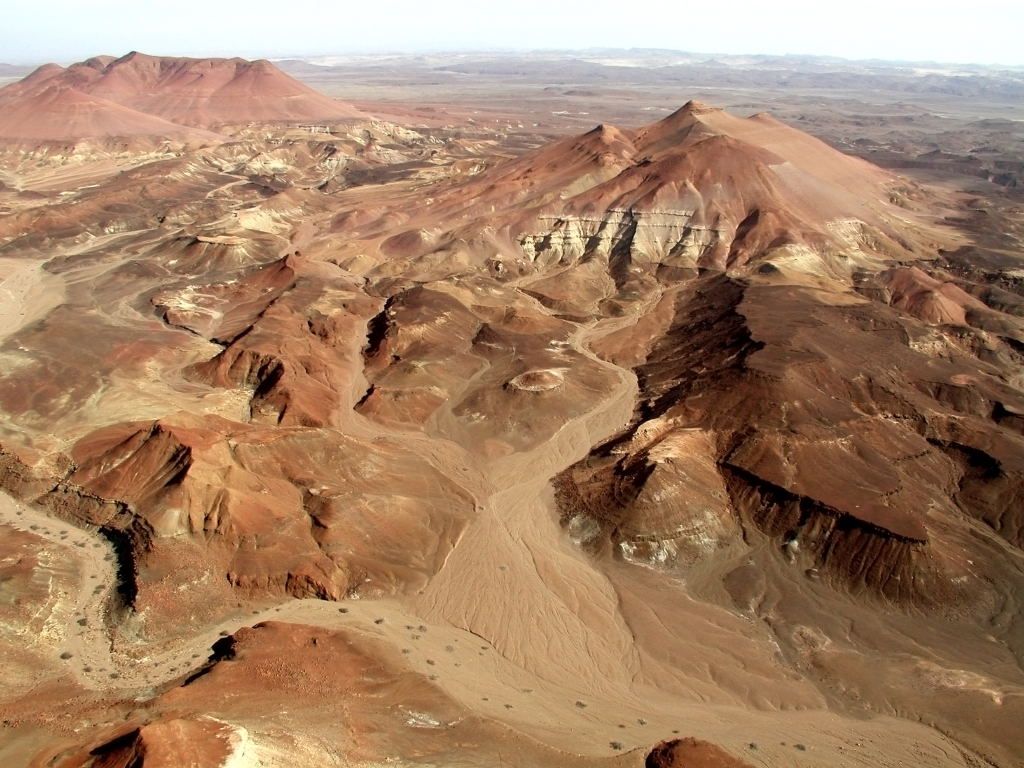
[{"left": 0, "top": 258, "right": 64, "bottom": 343}]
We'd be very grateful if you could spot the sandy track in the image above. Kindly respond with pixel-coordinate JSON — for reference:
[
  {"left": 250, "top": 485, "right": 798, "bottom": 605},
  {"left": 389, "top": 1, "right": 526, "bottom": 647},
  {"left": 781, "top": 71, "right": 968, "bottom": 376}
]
[
  {"left": 0, "top": 493, "right": 119, "bottom": 683},
  {"left": 410, "top": 314, "right": 641, "bottom": 685},
  {"left": 0, "top": 289, "right": 996, "bottom": 766},
  {"left": 0, "top": 490, "right": 989, "bottom": 767}
]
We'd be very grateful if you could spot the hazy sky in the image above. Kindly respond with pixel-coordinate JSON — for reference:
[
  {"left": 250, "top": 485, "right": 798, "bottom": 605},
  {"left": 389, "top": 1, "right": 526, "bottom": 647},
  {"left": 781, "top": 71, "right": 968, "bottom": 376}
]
[{"left": 3, "top": 0, "right": 1022, "bottom": 66}]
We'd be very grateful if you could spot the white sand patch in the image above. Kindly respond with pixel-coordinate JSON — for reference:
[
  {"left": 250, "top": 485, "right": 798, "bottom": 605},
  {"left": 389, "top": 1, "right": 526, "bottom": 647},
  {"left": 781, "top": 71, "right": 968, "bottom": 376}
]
[
  {"left": 915, "top": 661, "right": 1006, "bottom": 705},
  {"left": 209, "top": 719, "right": 257, "bottom": 768},
  {"left": 401, "top": 707, "right": 445, "bottom": 728}
]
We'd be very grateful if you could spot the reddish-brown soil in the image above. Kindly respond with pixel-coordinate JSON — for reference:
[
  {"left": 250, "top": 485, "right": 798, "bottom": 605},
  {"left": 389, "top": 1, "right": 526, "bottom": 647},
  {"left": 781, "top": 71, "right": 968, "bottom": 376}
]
[{"left": 0, "top": 52, "right": 1021, "bottom": 768}]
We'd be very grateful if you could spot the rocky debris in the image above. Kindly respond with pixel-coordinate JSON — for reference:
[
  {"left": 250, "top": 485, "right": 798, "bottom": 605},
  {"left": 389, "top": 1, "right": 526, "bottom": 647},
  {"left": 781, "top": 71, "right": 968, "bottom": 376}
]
[
  {"left": 506, "top": 369, "right": 565, "bottom": 392},
  {"left": 646, "top": 737, "right": 755, "bottom": 768}
]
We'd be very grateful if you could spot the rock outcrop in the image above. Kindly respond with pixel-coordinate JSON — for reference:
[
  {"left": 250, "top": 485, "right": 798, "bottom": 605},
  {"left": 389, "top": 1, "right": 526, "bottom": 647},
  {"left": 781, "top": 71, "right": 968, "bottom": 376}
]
[
  {"left": 557, "top": 264, "right": 1023, "bottom": 604},
  {"left": 51, "top": 718, "right": 243, "bottom": 768},
  {"left": 646, "top": 738, "right": 755, "bottom": 768}
]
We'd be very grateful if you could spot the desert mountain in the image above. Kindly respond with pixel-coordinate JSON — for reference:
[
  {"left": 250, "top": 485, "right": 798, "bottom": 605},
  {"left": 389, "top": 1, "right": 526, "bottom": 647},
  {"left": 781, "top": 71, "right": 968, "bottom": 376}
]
[
  {"left": 0, "top": 83, "right": 219, "bottom": 142},
  {"left": 323, "top": 102, "right": 1022, "bottom": 609},
  {"left": 0, "top": 92, "right": 1022, "bottom": 768},
  {"left": 0, "top": 51, "right": 365, "bottom": 140}
]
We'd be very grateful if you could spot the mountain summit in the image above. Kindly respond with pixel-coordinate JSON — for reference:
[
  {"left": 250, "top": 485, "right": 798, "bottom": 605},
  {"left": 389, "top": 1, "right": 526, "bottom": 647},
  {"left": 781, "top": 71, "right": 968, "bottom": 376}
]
[{"left": 0, "top": 52, "right": 365, "bottom": 140}]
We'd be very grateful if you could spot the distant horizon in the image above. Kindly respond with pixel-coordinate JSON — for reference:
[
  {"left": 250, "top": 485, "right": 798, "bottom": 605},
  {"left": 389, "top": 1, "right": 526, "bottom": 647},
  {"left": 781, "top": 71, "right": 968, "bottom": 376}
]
[
  {"left": 4, "top": 46, "right": 1023, "bottom": 72},
  {"left": 3, "top": 0, "right": 1023, "bottom": 68}
]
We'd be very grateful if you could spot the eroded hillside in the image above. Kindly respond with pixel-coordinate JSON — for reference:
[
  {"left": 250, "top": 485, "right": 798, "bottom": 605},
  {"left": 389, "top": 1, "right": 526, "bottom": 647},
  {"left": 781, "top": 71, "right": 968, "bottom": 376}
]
[{"left": 0, "top": 60, "right": 1022, "bottom": 768}]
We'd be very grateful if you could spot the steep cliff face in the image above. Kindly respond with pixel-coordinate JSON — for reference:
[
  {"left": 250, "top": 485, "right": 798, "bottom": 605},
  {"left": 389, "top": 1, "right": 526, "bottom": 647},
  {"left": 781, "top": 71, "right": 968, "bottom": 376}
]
[
  {"left": 556, "top": 425, "right": 741, "bottom": 568},
  {"left": 720, "top": 465, "right": 954, "bottom": 604},
  {"left": 556, "top": 277, "right": 762, "bottom": 571},
  {"left": 0, "top": 410, "right": 477, "bottom": 638},
  {"left": 0, "top": 447, "right": 149, "bottom": 617},
  {"left": 519, "top": 208, "right": 724, "bottom": 274}
]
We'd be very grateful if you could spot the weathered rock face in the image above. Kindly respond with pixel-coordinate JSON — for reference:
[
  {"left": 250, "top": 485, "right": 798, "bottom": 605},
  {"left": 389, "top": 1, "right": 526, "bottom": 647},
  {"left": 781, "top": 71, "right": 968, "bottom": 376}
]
[
  {"left": 557, "top": 425, "right": 741, "bottom": 568},
  {"left": 519, "top": 208, "right": 724, "bottom": 274},
  {"left": 51, "top": 718, "right": 242, "bottom": 768},
  {"left": 58, "top": 413, "right": 476, "bottom": 628},
  {"left": 646, "top": 738, "right": 755, "bottom": 768},
  {"left": 189, "top": 257, "right": 378, "bottom": 428},
  {"left": 504, "top": 103, "right": 935, "bottom": 293},
  {"left": 557, "top": 265, "right": 1024, "bottom": 604},
  {"left": 65, "top": 418, "right": 352, "bottom": 614},
  {"left": 721, "top": 465, "right": 952, "bottom": 603}
]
